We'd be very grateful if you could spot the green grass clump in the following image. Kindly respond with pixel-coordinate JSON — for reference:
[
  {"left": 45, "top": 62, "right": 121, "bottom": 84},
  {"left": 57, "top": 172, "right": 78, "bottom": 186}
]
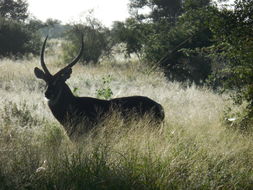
[{"left": 0, "top": 55, "right": 252, "bottom": 189}]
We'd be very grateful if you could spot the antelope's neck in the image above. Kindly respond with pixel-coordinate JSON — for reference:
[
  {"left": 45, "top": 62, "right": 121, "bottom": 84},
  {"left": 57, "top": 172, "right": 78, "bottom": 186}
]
[{"left": 48, "top": 84, "right": 75, "bottom": 124}]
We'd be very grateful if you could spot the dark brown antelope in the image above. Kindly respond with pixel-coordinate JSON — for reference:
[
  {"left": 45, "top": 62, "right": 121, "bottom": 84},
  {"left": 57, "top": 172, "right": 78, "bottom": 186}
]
[{"left": 34, "top": 36, "right": 164, "bottom": 137}]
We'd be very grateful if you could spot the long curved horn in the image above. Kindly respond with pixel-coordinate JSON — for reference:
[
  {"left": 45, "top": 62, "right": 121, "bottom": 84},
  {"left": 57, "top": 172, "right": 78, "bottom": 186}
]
[
  {"left": 57, "top": 35, "right": 84, "bottom": 75},
  {"left": 40, "top": 35, "right": 51, "bottom": 76},
  {"left": 66, "top": 34, "right": 84, "bottom": 69}
]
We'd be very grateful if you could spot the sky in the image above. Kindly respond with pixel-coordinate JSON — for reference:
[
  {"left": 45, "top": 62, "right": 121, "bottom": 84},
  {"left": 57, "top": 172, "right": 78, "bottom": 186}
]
[
  {"left": 27, "top": 0, "right": 235, "bottom": 27},
  {"left": 27, "top": 0, "right": 130, "bottom": 27}
]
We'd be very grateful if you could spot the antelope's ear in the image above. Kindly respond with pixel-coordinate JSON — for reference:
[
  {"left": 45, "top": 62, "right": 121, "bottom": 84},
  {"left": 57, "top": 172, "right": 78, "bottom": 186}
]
[
  {"left": 59, "top": 68, "right": 72, "bottom": 81},
  {"left": 34, "top": 67, "right": 46, "bottom": 80}
]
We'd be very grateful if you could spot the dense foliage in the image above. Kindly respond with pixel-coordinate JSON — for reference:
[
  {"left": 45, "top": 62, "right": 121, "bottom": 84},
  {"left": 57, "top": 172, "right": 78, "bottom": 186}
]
[
  {"left": 62, "top": 15, "right": 112, "bottom": 64},
  {"left": 111, "top": 0, "right": 214, "bottom": 84},
  {"left": 0, "top": 0, "right": 28, "bottom": 21},
  {"left": 111, "top": 0, "right": 253, "bottom": 99},
  {"left": 207, "top": 0, "right": 253, "bottom": 98},
  {"left": 0, "top": 0, "right": 41, "bottom": 57}
]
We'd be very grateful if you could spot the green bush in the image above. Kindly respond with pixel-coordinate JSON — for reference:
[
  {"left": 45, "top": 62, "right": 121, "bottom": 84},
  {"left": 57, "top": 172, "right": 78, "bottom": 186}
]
[
  {"left": 96, "top": 75, "right": 113, "bottom": 100},
  {"left": 111, "top": 0, "right": 214, "bottom": 84},
  {"left": 62, "top": 16, "right": 112, "bottom": 64},
  {"left": 0, "top": 17, "right": 41, "bottom": 57}
]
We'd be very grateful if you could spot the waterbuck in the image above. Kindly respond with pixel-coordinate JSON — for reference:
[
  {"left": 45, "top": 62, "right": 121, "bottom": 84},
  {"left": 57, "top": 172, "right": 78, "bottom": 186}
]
[{"left": 34, "top": 36, "right": 164, "bottom": 137}]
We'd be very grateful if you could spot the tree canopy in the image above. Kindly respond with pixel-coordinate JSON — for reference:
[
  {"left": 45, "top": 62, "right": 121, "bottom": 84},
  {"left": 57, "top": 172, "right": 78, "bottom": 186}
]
[
  {"left": 111, "top": 0, "right": 214, "bottom": 84},
  {"left": 0, "top": 0, "right": 40, "bottom": 57},
  {"left": 111, "top": 0, "right": 253, "bottom": 108},
  {"left": 0, "top": 0, "right": 28, "bottom": 21}
]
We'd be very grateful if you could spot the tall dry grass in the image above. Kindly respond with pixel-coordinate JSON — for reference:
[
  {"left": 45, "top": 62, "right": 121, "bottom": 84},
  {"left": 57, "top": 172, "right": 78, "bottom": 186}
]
[{"left": 0, "top": 49, "right": 252, "bottom": 189}]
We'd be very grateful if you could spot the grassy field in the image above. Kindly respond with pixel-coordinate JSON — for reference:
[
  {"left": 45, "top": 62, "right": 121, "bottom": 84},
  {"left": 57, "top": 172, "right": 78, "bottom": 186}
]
[{"left": 0, "top": 49, "right": 253, "bottom": 189}]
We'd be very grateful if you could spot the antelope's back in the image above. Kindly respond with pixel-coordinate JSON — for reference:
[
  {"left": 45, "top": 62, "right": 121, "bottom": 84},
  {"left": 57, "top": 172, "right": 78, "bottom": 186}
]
[{"left": 110, "top": 96, "right": 164, "bottom": 121}]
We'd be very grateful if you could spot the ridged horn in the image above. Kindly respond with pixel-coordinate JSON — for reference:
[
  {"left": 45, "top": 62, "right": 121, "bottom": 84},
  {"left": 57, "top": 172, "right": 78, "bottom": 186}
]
[{"left": 40, "top": 35, "right": 51, "bottom": 76}]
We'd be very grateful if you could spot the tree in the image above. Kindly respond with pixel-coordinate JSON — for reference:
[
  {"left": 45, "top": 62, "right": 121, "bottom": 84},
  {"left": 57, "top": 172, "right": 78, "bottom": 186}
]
[
  {"left": 129, "top": 0, "right": 183, "bottom": 24},
  {"left": 111, "top": 18, "right": 150, "bottom": 57},
  {"left": 44, "top": 18, "right": 61, "bottom": 27},
  {"left": 0, "top": 0, "right": 41, "bottom": 57},
  {"left": 207, "top": 0, "right": 253, "bottom": 98},
  {"left": 0, "top": 0, "right": 28, "bottom": 21},
  {"left": 115, "top": 0, "right": 213, "bottom": 84},
  {"left": 0, "top": 17, "right": 40, "bottom": 56},
  {"left": 63, "top": 15, "right": 112, "bottom": 64}
]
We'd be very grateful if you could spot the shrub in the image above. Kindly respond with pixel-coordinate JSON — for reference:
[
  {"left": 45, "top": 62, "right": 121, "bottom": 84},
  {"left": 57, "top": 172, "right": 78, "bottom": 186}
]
[
  {"left": 62, "top": 15, "right": 112, "bottom": 64},
  {"left": 96, "top": 75, "right": 113, "bottom": 100},
  {"left": 0, "top": 17, "right": 41, "bottom": 57}
]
